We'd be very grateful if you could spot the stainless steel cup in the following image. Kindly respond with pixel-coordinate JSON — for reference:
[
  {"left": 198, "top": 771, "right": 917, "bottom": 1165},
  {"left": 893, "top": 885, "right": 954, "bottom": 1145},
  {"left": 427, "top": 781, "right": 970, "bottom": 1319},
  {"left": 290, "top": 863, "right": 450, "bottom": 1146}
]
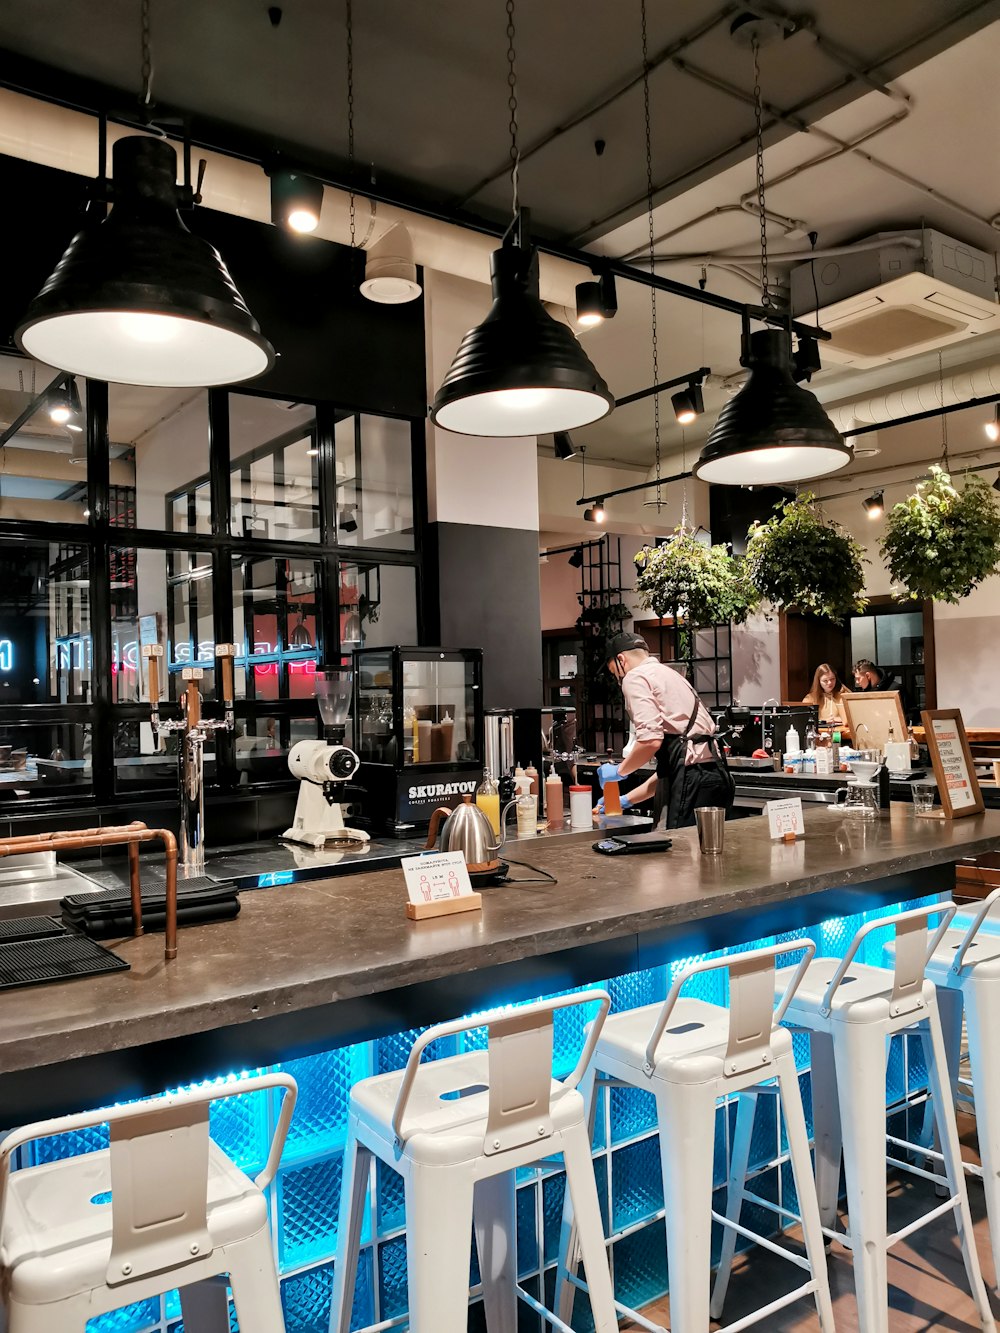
[{"left": 695, "top": 806, "right": 725, "bottom": 854}]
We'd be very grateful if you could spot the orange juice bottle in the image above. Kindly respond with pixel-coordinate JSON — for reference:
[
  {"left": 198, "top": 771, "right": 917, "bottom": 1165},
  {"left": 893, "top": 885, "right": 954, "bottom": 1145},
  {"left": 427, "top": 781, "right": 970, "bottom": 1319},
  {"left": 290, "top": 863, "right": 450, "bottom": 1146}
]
[{"left": 475, "top": 770, "right": 501, "bottom": 837}]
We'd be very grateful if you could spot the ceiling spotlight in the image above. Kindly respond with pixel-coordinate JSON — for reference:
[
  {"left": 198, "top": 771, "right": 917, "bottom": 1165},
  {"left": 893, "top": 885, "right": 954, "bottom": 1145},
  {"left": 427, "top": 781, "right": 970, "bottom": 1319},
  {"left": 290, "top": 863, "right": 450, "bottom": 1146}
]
[
  {"left": 985, "top": 405, "right": 1000, "bottom": 442},
  {"left": 694, "top": 329, "right": 851, "bottom": 485},
  {"left": 862, "top": 489, "right": 884, "bottom": 519},
  {"left": 17, "top": 136, "right": 273, "bottom": 388},
  {"left": 361, "top": 222, "right": 422, "bottom": 304},
  {"left": 568, "top": 546, "right": 584, "bottom": 568},
  {"left": 584, "top": 500, "right": 606, "bottom": 524},
  {"left": 49, "top": 379, "right": 84, "bottom": 432},
  {"left": 270, "top": 168, "right": 323, "bottom": 234},
  {"left": 671, "top": 382, "right": 705, "bottom": 426},
  {"left": 574, "top": 272, "right": 618, "bottom": 330},
  {"left": 554, "top": 431, "right": 577, "bottom": 460},
  {"left": 430, "top": 223, "right": 614, "bottom": 437}
]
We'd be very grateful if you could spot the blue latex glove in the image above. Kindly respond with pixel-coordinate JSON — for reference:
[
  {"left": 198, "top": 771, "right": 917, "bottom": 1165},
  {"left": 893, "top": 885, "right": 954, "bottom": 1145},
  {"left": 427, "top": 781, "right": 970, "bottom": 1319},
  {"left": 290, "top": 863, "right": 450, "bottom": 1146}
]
[
  {"left": 597, "top": 762, "right": 621, "bottom": 788},
  {"left": 596, "top": 794, "right": 632, "bottom": 815}
]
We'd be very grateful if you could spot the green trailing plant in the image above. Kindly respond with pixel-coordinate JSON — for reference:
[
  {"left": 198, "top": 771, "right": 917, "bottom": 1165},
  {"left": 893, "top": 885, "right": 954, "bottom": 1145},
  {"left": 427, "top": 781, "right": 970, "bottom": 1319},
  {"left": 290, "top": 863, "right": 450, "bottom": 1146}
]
[
  {"left": 880, "top": 464, "right": 1000, "bottom": 604},
  {"left": 745, "top": 492, "right": 867, "bottom": 622},
  {"left": 635, "top": 529, "right": 752, "bottom": 628}
]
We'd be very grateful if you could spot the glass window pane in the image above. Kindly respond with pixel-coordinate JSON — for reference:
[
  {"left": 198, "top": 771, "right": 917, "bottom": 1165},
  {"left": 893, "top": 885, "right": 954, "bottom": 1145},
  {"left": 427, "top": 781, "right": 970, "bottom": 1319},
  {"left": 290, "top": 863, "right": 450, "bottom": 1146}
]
[
  {"left": 235, "top": 715, "right": 316, "bottom": 787},
  {"left": 230, "top": 394, "right": 319, "bottom": 542},
  {"left": 0, "top": 721, "right": 92, "bottom": 799},
  {"left": 339, "top": 561, "right": 417, "bottom": 652},
  {"left": 0, "top": 361, "right": 89, "bottom": 524},
  {"left": 109, "top": 386, "right": 207, "bottom": 533},
  {"left": 114, "top": 718, "right": 220, "bottom": 794},
  {"left": 111, "top": 548, "right": 216, "bottom": 704},
  {"left": 335, "top": 414, "right": 414, "bottom": 550},
  {"left": 401, "top": 657, "right": 476, "bottom": 766},
  {"left": 233, "top": 555, "right": 321, "bottom": 701},
  {"left": 0, "top": 539, "right": 91, "bottom": 702}
]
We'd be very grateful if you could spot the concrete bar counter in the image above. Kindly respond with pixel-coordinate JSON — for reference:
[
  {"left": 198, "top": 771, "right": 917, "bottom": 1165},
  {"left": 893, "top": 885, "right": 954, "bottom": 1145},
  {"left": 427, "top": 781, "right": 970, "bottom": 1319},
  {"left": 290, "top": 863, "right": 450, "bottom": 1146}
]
[{"left": 3, "top": 807, "right": 1000, "bottom": 1333}]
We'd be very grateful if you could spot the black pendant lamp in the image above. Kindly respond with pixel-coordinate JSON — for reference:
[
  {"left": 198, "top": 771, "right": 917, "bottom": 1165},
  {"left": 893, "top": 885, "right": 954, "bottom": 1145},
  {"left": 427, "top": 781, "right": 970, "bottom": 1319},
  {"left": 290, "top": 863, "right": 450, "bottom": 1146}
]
[
  {"left": 429, "top": 0, "right": 612, "bottom": 437},
  {"left": 430, "top": 234, "right": 613, "bottom": 436},
  {"left": 694, "top": 30, "right": 849, "bottom": 486},
  {"left": 16, "top": 136, "right": 274, "bottom": 388},
  {"left": 694, "top": 330, "right": 851, "bottom": 484}
]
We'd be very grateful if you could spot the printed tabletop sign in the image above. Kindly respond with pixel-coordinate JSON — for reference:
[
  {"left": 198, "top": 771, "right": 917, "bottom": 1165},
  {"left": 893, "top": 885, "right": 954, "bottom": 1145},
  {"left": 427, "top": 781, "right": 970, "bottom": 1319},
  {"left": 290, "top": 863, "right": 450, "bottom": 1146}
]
[
  {"left": 401, "top": 850, "right": 474, "bottom": 906},
  {"left": 765, "top": 796, "right": 805, "bottom": 841}
]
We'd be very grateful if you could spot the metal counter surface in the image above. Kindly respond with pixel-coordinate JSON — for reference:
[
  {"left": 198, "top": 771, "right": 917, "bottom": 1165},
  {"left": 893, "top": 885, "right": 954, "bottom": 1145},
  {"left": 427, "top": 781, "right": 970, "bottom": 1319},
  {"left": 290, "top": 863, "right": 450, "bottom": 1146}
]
[{"left": 1, "top": 806, "right": 998, "bottom": 1110}]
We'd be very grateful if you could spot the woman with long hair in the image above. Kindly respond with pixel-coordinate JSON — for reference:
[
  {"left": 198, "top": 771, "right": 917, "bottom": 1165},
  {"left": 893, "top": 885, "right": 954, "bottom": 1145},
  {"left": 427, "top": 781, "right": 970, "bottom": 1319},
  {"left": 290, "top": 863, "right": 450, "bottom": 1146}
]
[{"left": 803, "top": 662, "right": 849, "bottom": 724}]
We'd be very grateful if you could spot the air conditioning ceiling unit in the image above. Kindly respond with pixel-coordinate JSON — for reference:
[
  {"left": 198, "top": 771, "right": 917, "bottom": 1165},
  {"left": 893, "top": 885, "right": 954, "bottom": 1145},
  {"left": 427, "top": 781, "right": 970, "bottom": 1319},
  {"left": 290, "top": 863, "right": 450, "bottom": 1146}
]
[{"left": 790, "top": 229, "right": 1000, "bottom": 368}]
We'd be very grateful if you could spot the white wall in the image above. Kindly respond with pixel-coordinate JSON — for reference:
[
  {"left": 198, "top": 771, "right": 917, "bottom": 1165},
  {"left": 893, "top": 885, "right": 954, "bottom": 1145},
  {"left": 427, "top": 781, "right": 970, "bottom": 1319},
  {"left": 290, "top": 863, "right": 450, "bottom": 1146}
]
[
  {"left": 423, "top": 268, "right": 538, "bottom": 531},
  {"left": 731, "top": 614, "right": 782, "bottom": 705}
]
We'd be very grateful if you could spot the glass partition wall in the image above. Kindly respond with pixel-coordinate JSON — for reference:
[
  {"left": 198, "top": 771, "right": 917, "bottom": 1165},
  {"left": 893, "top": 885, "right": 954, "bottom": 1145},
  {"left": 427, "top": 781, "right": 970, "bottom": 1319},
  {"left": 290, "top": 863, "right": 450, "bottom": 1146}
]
[{"left": 0, "top": 354, "right": 425, "bottom": 809}]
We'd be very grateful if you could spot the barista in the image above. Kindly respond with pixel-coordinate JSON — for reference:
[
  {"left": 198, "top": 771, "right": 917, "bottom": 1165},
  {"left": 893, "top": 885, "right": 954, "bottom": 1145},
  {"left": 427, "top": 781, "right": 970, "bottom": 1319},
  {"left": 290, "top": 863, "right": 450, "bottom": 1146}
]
[{"left": 598, "top": 632, "right": 734, "bottom": 829}]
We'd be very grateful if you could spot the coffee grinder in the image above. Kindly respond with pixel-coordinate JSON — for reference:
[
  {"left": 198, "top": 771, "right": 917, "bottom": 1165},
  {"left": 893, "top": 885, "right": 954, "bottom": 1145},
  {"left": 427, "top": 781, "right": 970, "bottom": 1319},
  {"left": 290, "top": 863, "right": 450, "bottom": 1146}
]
[{"left": 283, "top": 668, "right": 370, "bottom": 848}]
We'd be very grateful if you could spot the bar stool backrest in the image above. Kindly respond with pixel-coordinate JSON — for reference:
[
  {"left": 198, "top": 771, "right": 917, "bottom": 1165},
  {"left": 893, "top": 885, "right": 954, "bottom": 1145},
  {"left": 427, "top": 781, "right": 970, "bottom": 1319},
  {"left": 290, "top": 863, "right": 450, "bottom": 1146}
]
[
  {"left": 819, "top": 902, "right": 957, "bottom": 1018},
  {"left": 0, "top": 1073, "right": 297, "bottom": 1289},
  {"left": 390, "top": 989, "right": 611, "bottom": 1155},
  {"left": 642, "top": 939, "right": 816, "bottom": 1078},
  {"left": 951, "top": 886, "right": 1000, "bottom": 974}
]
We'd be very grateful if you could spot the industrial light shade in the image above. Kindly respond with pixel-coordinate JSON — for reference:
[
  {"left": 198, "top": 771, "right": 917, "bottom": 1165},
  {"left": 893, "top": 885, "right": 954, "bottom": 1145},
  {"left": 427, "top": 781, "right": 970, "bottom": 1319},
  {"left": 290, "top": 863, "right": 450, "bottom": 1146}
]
[
  {"left": 270, "top": 167, "right": 324, "bottom": 233},
  {"left": 50, "top": 379, "right": 84, "bottom": 432},
  {"left": 554, "top": 431, "right": 577, "bottom": 460},
  {"left": 694, "top": 330, "right": 850, "bottom": 485},
  {"left": 17, "top": 136, "right": 274, "bottom": 388},
  {"left": 430, "top": 242, "right": 614, "bottom": 436},
  {"left": 361, "top": 223, "right": 422, "bottom": 304}
]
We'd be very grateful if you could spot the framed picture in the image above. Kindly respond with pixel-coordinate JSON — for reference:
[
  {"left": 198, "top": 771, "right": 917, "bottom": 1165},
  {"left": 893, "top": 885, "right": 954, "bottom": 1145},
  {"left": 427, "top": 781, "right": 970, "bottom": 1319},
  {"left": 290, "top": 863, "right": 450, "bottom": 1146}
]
[
  {"left": 921, "top": 709, "right": 984, "bottom": 820},
  {"left": 841, "top": 691, "right": 908, "bottom": 753}
]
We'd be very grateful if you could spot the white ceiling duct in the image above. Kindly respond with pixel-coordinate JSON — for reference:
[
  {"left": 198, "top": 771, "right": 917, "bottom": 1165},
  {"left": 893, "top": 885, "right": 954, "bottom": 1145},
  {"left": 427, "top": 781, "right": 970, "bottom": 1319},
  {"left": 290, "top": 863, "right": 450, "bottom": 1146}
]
[
  {"left": 828, "top": 362, "right": 1000, "bottom": 433},
  {"left": 0, "top": 86, "right": 586, "bottom": 308}
]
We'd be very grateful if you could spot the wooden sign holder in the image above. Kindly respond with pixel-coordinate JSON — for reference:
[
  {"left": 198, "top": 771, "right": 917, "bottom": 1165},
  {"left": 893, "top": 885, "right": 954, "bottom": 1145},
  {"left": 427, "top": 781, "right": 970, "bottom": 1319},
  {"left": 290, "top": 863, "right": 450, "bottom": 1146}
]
[
  {"left": 920, "top": 709, "right": 984, "bottom": 820},
  {"left": 841, "top": 691, "right": 908, "bottom": 753},
  {"left": 406, "top": 892, "right": 483, "bottom": 921}
]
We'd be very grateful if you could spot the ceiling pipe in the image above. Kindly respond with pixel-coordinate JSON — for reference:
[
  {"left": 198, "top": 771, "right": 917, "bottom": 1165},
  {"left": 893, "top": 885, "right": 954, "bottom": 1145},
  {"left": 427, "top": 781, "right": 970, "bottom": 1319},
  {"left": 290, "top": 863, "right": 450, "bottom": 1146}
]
[{"left": 827, "top": 363, "right": 1000, "bottom": 433}]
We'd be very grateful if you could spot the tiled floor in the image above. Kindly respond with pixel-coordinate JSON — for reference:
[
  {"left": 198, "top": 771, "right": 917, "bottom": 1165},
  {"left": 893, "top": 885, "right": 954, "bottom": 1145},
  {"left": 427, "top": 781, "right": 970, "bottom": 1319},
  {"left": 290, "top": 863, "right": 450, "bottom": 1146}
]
[{"left": 632, "top": 1116, "right": 1000, "bottom": 1332}]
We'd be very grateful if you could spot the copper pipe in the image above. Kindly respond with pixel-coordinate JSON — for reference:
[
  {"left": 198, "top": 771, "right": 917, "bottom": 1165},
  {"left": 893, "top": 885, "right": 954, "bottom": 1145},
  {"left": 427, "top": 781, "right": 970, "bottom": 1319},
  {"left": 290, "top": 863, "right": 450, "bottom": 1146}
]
[{"left": 0, "top": 823, "right": 179, "bottom": 961}]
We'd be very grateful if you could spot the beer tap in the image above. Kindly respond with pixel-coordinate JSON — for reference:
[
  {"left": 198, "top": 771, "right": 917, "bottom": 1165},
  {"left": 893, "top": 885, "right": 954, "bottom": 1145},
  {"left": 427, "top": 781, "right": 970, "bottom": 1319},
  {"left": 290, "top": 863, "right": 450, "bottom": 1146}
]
[{"left": 142, "top": 643, "right": 236, "bottom": 876}]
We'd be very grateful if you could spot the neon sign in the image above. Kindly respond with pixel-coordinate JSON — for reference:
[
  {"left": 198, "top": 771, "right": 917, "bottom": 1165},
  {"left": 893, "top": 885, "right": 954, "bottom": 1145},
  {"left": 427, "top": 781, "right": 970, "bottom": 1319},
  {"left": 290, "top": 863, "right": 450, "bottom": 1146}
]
[{"left": 0, "top": 641, "right": 12, "bottom": 673}]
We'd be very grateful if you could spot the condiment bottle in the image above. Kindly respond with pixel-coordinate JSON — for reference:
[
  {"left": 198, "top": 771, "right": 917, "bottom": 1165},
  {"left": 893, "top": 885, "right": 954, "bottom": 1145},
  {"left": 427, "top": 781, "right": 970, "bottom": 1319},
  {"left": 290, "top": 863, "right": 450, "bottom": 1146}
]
[
  {"left": 545, "top": 768, "right": 564, "bottom": 829},
  {"left": 525, "top": 762, "right": 539, "bottom": 797},
  {"left": 514, "top": 764, "right": 531, "bottom": 797},
  {"left": 569, "top": 784, "right": 592, "bottom": 828},
  {"left": 476, "top": 769, "right": 501, "bottom": 836}
]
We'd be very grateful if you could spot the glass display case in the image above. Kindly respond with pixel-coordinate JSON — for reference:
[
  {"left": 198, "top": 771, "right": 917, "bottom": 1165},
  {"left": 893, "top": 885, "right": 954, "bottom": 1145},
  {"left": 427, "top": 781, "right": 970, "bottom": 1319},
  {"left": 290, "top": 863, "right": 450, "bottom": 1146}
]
[{"left": 353, "top": 647, "right": 483, "bottom": 835}]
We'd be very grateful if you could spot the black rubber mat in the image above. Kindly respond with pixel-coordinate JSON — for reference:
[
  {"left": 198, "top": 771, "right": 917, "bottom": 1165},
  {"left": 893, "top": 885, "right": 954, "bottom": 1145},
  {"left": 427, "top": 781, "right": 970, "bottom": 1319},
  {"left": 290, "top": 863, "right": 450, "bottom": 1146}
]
[
  {"left": 0, "top": 934, "right": 129, "bottom": 990},
  {"left": 0, "top": 916, "right": 68, "bottom": 943},
  {"left": 61, "top": 877, "right": 217, "bottom": 908}
]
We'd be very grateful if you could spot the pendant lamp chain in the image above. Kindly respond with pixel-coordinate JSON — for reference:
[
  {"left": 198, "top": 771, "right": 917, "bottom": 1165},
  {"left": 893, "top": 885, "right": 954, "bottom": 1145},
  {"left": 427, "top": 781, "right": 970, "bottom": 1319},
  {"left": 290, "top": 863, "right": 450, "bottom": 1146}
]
[
  {"left": 139, "top": 0, "right": 154, "bottom": 107},
  {"left": 641, "top": 0, "right": 661, "bottom": 512},
  {"left": 938, "top": 349, "right": 950, "bottom": 470},
  {"left": 752, "top": 33, "right": 769, "bottom": 307},
  {"left": 346, "top": 0, "right": 356, "bottom": 247},
  {"left": 505, "top": 0, "right": 520, "bottom": 218}
]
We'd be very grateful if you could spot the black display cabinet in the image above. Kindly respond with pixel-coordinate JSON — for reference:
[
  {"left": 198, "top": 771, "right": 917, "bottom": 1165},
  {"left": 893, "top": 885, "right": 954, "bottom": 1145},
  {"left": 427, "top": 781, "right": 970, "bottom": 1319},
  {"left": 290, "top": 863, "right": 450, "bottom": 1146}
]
[{"left": 352, "top": 646, "right": 484, "bottom": 835}]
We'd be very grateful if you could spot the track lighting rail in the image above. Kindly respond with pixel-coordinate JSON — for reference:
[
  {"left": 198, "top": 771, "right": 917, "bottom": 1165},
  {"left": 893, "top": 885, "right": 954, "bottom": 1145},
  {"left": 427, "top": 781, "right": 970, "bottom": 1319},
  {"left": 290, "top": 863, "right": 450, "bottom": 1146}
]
[{"left": 616, "top": 367, "right": 711, "bottom": 409}]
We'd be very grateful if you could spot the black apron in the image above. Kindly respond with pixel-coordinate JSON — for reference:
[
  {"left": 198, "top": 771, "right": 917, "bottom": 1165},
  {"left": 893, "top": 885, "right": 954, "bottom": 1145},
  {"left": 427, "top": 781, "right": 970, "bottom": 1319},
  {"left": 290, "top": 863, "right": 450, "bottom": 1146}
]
[{"left": 652, "top": 699, "right": 735, "bottom": 829}]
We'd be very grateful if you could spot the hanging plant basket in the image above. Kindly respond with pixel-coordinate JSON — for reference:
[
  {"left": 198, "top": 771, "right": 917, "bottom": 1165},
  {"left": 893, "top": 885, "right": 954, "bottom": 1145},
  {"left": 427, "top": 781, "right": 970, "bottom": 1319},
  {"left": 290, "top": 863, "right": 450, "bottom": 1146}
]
[
  {"left": 880, "top": 464, "right": 1000, "bottom": 604},
  {"left": 635, "top": 528, "right": 753, "bottom": 629},
  {"left": 744, "top": 492, "right": 867, "bottom": 623}
]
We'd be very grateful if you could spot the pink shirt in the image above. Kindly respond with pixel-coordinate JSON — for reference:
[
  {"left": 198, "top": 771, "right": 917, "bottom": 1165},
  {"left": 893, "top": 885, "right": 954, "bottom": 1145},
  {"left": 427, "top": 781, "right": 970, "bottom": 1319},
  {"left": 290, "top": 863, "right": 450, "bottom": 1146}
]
[{"left": 622, "top": 658, "right": 717, "bottom": 766}]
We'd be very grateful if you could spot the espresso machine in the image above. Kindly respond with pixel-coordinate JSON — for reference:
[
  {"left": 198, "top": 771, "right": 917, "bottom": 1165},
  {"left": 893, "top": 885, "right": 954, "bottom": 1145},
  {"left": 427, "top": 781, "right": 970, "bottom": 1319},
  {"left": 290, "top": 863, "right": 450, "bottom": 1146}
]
[{"left": 283, "top": 668, "right": 370, "bottom": 848}]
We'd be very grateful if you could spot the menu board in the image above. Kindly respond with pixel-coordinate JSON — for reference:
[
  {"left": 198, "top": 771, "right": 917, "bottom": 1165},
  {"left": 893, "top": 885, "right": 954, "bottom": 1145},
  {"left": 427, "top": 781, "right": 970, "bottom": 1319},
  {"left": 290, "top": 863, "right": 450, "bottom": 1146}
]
[{"left": 921, "top": 709, "right": 984, "bottom": 819}]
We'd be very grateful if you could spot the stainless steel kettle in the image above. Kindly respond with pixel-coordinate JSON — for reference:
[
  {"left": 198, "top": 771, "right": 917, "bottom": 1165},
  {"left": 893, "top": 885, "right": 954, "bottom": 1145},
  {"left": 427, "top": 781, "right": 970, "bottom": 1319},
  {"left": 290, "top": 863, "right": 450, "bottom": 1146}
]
[{"left": 424, "top": 795, "right": 517, "bottom": 870}]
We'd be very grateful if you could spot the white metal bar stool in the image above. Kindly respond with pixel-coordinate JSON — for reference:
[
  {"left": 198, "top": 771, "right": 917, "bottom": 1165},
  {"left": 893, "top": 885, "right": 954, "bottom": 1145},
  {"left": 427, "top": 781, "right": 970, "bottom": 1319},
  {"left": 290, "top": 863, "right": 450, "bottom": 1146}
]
[
  {"left": 715, "top": 903, "right": 996, "bottom": 1333},
  {"left": 555, "top": 940, "right": 834, "bottom": 1333},
  {"left": 890, "top": 887, "right": 1000, "bottom": 1288},
  {"left": 0, "top": 1072, "right": 296, "bottom": 1333},
  {"left": 328, "top": 990, "right": 617, "bottom": 1333}
]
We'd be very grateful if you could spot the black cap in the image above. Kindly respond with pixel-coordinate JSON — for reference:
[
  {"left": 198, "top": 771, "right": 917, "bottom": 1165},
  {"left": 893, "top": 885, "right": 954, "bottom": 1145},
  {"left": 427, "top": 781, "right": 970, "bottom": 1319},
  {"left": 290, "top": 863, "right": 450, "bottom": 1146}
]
[{"left": 605, "top": 631, "right": 647, "bottom": 662}]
